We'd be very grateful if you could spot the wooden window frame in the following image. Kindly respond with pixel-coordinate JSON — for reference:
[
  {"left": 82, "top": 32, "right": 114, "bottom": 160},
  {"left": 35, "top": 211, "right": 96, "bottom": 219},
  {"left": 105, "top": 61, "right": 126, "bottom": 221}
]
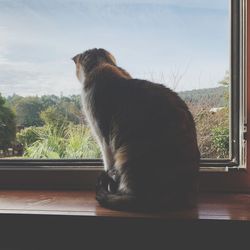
[{"left": 0, "top": 0, "right": 249, "bottom": 192}]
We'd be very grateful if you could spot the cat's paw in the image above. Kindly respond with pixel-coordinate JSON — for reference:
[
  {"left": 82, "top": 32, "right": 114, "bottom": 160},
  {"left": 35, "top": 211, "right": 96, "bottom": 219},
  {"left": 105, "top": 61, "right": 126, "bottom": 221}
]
[
  {"left": 96, "top": 171, "right": 118, "bottom": 194},
  {"left": 96, "top": 186, "right": 109, "bottom": 205},
  {"left": 107, "top": 168, "right": 119, "bottom": 182}
]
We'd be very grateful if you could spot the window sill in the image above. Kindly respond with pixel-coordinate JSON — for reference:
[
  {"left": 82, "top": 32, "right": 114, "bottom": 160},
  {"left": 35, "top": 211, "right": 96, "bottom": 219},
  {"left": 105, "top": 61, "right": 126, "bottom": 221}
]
[
  {"left": 0, "top": 190, "right": 250, "bottom": 221},
  {"left": 1, "top": 190, "right": 250, "bottom": 248}
]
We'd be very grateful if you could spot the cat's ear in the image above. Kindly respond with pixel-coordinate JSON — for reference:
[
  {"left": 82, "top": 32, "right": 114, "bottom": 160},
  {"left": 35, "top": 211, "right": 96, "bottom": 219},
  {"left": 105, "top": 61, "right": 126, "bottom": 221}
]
[
  {"left": 72, "top": 54, "right": 80, "bottom": 64},
  {"left": 109, "top": 53, "right": 117, "bottom": 65},
  {"left": 98, "top": 48, "right": 116, "bottom": 65}
]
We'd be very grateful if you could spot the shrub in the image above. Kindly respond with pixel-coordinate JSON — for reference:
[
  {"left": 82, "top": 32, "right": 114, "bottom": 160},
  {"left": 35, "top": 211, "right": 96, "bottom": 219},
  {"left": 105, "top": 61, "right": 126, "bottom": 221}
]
[
  {"left": 23, "top": 125, "right": 66, "bottom": 159},
  {"left": 64, "top": 124, "right": 101, "bottom": 159},
  {"left": 211, "top": 126, "right": 229, "bottom": 158},
  {"left": 0, "top": 94, "right": 16, "bottom": 148},
  {"left": 16, "top": 126, "right": 43, "bottom": 147},
  {"left": 189, "top": 104, "right": 229, "bottom": 159},
  {"left": 23, "top": 124, "right": 101, "bottom": 159}
]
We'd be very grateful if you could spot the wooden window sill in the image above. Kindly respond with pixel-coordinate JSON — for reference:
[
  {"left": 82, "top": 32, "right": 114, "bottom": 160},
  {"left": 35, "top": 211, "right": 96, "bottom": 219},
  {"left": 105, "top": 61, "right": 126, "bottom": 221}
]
[
  {"left": 1, "top": 191, "right": 250, "bottom": 248},
  {"left": 0, "top": 190, "right": 250, "bottom": 221}
]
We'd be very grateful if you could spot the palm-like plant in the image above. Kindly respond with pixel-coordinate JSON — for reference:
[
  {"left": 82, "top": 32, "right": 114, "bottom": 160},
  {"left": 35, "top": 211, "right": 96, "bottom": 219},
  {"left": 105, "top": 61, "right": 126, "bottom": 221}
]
[
  {"left": 64, "top": 124, "right": 101, "bottom": 159},
  {"left": 24, "top": 124, "right": 66, "bottom": 158},
  {"left": 23, "top": 123, "right": 101, "bottom": 159}
]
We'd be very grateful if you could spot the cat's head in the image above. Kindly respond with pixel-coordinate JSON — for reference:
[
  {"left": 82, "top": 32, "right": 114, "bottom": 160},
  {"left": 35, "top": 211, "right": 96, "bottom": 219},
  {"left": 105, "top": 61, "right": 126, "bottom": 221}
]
[{"left": 72, "top": 48, "right": 116, "bottom": 83}]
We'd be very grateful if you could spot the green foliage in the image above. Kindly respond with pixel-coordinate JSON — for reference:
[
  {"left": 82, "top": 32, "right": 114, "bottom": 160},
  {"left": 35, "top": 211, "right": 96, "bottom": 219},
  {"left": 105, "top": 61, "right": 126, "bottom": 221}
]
[
  {"left": 0, "top": 95, "right": 5, "bottom": 106},
  {"left": 0, "top": 94, "right": 16, "bottom": 148},
  {"left": 4, "top": 78, "right": 231, "bottom": 159},
  {"left": 190, "top": 105, "right": 229, "bottom": 159},
  {"left": 13, "top": 96, "right": 44, "bottom": 126},
  {"left": 5, "top": 94, "right": 89, "bottom": 159},
  {"left": 57, "top": 96, "right": 83, "bottom": 124},
  {"left": 24, "top": 125, "right": 66, "bottom": 159},
  {"left": 40, "top": 106, "right": 68, "bottom": 127},
  {"left": 211, "top": 126, "right": 229, "bottom": 158},
  {"left": 209, "top": 71, "right": 230, "bottom": 158},
  {"left": 6, "top": 94, "right": 23, "bottom": 108},
  {"left": 6, "top": 94, "right": 83, "bottom": 127},
  {"left": 40, "top": 95, "right": 59, "bottom": 110},
  {"left": 16, "top": 126, "right": 43, "bottom": 147},
  {"left": 64, "top": 124, "right": 101, "bottom": 158},
  {"left": 40, "top": 103, "right": 81, "bottom": 128},
  {"left": 23, "top": 124, "right": 101, "bottom": 159}
]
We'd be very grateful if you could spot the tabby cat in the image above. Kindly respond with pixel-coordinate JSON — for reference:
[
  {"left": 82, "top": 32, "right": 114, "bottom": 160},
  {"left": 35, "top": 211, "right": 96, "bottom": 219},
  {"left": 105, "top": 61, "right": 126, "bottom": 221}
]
[{"left": 72, "top": 48, "right": 200, "bottom": 211}]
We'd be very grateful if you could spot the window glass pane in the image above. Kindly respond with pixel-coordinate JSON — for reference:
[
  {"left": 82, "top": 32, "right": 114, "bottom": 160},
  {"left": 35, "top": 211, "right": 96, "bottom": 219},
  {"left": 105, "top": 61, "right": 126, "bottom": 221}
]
[{"left": 0, "top": 0, "right": 229, "bottom": 160}]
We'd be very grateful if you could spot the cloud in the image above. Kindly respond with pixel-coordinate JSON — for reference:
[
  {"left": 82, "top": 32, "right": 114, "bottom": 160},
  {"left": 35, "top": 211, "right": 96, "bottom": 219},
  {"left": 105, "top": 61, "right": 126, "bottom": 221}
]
[
  {"left": 0, "top": 0, "right": 229, "bottom": 96},
  {"left": 1, "top": 0, "right": 226, "bottom": 10},
  {"left": 0, "top": 59, "right": 80, "bottom": 97},
  {"left": 0, "top": 26, "right": 9, "bottom": 63}
]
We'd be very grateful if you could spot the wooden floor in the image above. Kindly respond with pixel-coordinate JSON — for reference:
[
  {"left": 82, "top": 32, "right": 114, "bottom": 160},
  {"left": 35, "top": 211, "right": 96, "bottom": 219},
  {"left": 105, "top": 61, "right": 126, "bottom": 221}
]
[{"left": 0, "top": 190, "right": 250, "bottom": 221}]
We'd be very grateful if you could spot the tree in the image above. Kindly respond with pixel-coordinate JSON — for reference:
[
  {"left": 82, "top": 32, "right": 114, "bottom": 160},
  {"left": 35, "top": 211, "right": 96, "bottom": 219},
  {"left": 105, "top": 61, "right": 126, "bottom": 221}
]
[
  {"left": 6, "top": 94, "right": 23, "bottom": 108},
  {"left": 40, "top": 106, "right": 68, "bottom": 127},
  {"left": 219, "top": 70, "right": 230, "bottom": 86},
  {"left": 40, "top": 95, "right": 59, "bottom": 110},
  {"left": 14, "top": 97, "right": 44, "bottom": 126},
  {"left": 0, "top": 94, "right": 16, "bottom": 150},
  {"left": 40, "top": 102, "right": 82, "bottom": 128},
  {"left": 218, "top": 70, "right": 229, "bottom": 106}
]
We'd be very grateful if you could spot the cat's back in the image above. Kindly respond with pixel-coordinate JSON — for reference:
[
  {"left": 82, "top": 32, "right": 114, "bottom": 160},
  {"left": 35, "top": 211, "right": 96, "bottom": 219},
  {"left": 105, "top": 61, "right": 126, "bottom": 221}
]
[
  {"left": 91, "top": 66, "right": 187, "bottom": 110},
  {"left": 90, "top": 66, "right": 195, "bottom": 137},
  {"left": 128, "top": 78, "right": 188, "bottom": 110},
  {"left": 116, "top": 78, "right": 193, "bottom": 128}
]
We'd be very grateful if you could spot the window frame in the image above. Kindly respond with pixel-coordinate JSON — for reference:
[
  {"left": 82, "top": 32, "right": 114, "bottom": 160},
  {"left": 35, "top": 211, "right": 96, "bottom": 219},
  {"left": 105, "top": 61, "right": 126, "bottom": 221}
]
[
  {"left": 200, "top": 0, "right": 245, "bottom": 170},
  {"left": 198, "top": 0, "right": 250, "bottom": 193},
  {"left": 0, "top": 0, "right": 249, "bottom": 191}
]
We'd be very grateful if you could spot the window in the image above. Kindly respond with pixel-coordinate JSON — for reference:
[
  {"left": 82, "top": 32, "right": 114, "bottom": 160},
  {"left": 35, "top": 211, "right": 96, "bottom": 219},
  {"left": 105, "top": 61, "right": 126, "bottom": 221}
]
[
  {"left": 0, "top": 0, "right": 247, "bottom": 189},
  {"left": 200, "top": 0, "right": 247, "bottom": 170}
]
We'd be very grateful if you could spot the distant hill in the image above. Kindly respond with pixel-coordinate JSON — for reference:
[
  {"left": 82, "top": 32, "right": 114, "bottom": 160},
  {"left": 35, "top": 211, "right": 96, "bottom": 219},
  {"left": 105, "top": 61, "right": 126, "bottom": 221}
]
[
  {"left": 178, "top": 86, "right": 228, "bottom": 108},
  {"left": 3, "top": 86, "right": 228, "bottom": 112}
]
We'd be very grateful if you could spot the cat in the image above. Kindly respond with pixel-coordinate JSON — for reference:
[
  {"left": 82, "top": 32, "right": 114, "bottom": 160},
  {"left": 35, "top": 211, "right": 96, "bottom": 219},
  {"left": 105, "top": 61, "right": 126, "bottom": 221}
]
[{"left": 72, "top": 48, "right": 200, "bottom": 211}]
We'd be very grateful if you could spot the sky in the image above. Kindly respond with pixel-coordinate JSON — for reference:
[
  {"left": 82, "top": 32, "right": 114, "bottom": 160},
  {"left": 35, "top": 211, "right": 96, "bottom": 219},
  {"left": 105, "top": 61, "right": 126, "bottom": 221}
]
[{"left": 0, "top": 0, "right": 229, "bottom": 96}]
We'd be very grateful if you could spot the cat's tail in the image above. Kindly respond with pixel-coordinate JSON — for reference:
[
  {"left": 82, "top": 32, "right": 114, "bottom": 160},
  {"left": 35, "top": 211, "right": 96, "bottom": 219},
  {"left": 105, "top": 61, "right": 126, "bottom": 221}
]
[
  {"left": 96, "top": 189, "right": 197, "bottom": 212},
  {"left": 96, "top": 171, "right": 197, "bottom": 211},
  {"left": 96, "top": 190, "right": 138, "bottom": 211}
]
